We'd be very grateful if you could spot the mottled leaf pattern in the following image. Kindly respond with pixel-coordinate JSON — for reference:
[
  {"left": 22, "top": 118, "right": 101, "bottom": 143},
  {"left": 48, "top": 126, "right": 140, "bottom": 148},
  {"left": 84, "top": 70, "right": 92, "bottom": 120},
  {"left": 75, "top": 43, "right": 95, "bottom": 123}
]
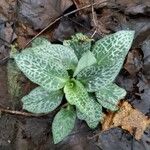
[
  {"left": 22, "top": 86, "right": 63, "bottom": 113},
  {"left": 52, "top": 106, "right": 76, "bottom": 144},
  {"left": 77, "top": 61, "right": 122, "bottom": 92},
  {"left": 14, "top": 52, "right": 69, "bottom": 92},
  {"left": 92, "top": 30, "right": 135, "bottom": 65},
  {"left": 63, "top": 33, "right": 93, "bottom": 59},
  {"left": 33, "top": 44, "right": 78, "bottom": 70},
  {"left": 13, "top": 31, "right": 135, "bottom": 143},
  {"left": 22, "top": 42, "right": 78, "bottom": 70},
  {"left": 96, "top": 83, "right": 126, "bottom": 111},
  {"left": 64, "top": 80, "right": 90, "bottom": 111},
  {"left": 64, "top": 79, "right": 102, "bottom": 122},
  {"left": 76, "top": 96, "right": 103, "bottom": 128},
  {"left": 31, "top": 37, "right": 51, "bottom": 47},
  {"left": 77, "top": 31, "right": 135, "bottom": 92},
  {"left": 73, "top": 51, "right": 96, "bottom": 77}
]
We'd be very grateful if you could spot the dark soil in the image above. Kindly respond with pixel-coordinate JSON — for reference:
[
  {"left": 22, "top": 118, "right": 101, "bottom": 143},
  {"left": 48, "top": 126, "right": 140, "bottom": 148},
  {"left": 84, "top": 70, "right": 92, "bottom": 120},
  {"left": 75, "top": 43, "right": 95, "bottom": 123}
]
[{"left": 0, "top": 0, "right": 150, "bottom": 149}]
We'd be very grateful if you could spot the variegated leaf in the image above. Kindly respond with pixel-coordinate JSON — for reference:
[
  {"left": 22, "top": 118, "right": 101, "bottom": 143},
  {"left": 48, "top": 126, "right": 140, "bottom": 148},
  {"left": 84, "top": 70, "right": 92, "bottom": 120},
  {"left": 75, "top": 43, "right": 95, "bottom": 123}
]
[
  {"left": 52, "top": 106, "right": 76, "bottom": 144},
  {"left": 77, "top": 31, "right": 135, "bottom": 92},
  {"left": 22, "top": 86, "right": 63, "bottom": 113},
  {"left": 33, "top": 44, "right": 78, "bottom": 70},
  {"left": 73, "top": 51, "right": 96, "bottom": 77},
  {"left": 64, "top": 79, "right": 101, "bottom": 121},
  {"left": 14, "top": 52, "right": 69, "bottom": 92},
  {"left": 96, "top": 83, "right": 126, "bottom": 111},
  {"left": 76, "top": 96, "right": 103, "bottom": 128},
  {"left": 92, "top": 30, "right": 135, "bottom": 66},
  {"left": 77, "top": 60, "right": 123, "bottom": 92},
  {"left": 22, "top": 42, "right": 78, "bottom": 70},
  {"left": 31, "top": 37, "right": 51, "bottom": 47},
  {"left": 63, "top": 33, "right": 93, "bottom": 59},
  {"left": 64, "top": 79, "right": 90, "bottom": 112}
]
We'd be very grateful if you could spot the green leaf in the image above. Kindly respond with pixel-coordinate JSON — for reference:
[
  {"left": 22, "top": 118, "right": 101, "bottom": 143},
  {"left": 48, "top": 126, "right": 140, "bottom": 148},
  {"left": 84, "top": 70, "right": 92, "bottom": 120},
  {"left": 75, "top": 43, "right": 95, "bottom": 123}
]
[
  {"left": 92, "top": 30, "right": 135, "bottom": 66},
  {"left": 34, "top": 44, "right": 78, "bottom": 70},
  {"left": 31, "top": 37, "right": 51, "bottom": 47},
  {"left": 64, "top": 79, "right": 90, "bottom": 112},
  {"left": 14, "top": 52, "right": 69, "bottom": 92},
  {"left": 63, "top": 33, "right": 93, "bottom": 59},
  {"left": 52, "top": 106, "right": 76, "bottom": 144},
  {"left": 21, "top": 86, "right": 63, "bottom": 113},
  {"left": 64, "top": 79, "right": 102, "bottom": 125},
  {"left": 22, "top": 42, "right": 78, "bottom": 70},
  {"left": 96, "top": 83, "right": 126, "bottom": 111},
  {"left": 73, "top": 51, "right": 96, "bottom": 77},
  {"left": 76, "top": 96, "right": 103, "bottom": 128},
  {"left": 77, "top": 30, "right": 135, "bottom": 92},
  {"left": 77, "top": 61, "right": 122, "bottom": 92}
]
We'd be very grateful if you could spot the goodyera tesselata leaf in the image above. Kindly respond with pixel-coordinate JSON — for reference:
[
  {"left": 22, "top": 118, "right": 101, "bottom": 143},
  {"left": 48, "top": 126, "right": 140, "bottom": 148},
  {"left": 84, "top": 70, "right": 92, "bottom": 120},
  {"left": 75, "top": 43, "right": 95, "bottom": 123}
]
[
  {"left": 93, "top": 30, "right": 135, "bottom": 65},
  {"left": 22, "top": 86, "right": 63, "bottom": 113},
  {"left": 52, "top": 106, "right": 76, "bottom": 144},
  {"left": 14, "top": 52, "right": 69, "bottom": 92},
  {"left": 76, "top": 96, "right": 103, "bottom": 128},
  {"left": 96, "top": 83, "right": 127, "bottom": 111},
  {"left": 73, "top": 51, "right": 96, "bottom": 77},
  {"left": 77, "top": 30, "right": 135, "bottom": 92},
  {"left": 22, "top": 39, "right": 78, "bottom": 70},
  {"left": 64, "top": 79, "right": 90, "bottom": 113},
  {"left": 64, "top": 79, "right": 103, "bottom": 126}
]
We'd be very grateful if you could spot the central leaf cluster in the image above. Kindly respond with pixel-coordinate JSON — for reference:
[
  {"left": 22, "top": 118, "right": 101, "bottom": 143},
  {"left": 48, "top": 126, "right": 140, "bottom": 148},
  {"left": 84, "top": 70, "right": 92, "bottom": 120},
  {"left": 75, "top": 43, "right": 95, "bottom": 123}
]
[{"left": 13, "top": 31, "right": 134, "bottom": 144}]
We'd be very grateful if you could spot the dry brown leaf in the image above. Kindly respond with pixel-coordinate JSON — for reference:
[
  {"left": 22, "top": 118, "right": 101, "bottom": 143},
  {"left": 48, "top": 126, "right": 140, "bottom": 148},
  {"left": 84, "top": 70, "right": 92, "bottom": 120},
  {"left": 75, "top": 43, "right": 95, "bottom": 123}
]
[
  {"left": 102, "top": 101, "right": 150, "bottom": 140},
  {"left": 0, "top": 0, "right": 16, "bottom": 21},
  {"left": 18, "top": 0, "right": 73, "bottom": 29},
  {"left": 124, "top": 49, "right": 142, "bottom": 75},
  {"left": 73, "top": 0, "right": 107, "bottom": 12}
]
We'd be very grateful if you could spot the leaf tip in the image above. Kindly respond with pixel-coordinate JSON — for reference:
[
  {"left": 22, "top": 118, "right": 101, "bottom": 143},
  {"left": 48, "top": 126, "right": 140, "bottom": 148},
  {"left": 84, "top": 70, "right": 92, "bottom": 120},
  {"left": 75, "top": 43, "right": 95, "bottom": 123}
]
[{"left": 119, "top": 30, "right": 135, "bottom": 39}]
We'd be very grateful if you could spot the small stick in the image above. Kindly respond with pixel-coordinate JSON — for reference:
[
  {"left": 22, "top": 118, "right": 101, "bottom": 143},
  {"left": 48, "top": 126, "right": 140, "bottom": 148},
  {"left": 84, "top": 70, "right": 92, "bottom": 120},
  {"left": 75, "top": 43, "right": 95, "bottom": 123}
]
[
  {"left": 0, "top": 103, "right": 69, "bottom": 117},
  {"left": 0, "top": 108, "right": 44, "bottom": 117},
  {"left": 91, "top": 0, "right": 97, "bottom": 28},
  {"left": 91, "top": 29, "right": 97, "bottom": 38},
  {"left": 24, "top": 0, "right": 107, "bottom": 48}
]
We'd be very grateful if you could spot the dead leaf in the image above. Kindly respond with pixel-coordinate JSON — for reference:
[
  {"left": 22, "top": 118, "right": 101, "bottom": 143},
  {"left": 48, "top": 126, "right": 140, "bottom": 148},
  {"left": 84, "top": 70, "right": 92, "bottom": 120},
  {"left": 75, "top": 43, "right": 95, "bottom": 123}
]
[
  {"left": 3, "top": 22, "right": 17, "bottom": 43},
  {"left": 16, "top": 23, "right": 37, "bottom": 49},
  {"left": 124, "top": 49, "right": 142, "bottom": 75},
  {"left": 0, "top": 0, "right": 16, "bottom": 21},
  {"left": 102, "top": 101, "right": 150, "bottom": 140},
  {"left": 142, "top": 37, "right": 150, "bottom": 80},
  {"left": 108, "top": 0, "right": 150, "bottom": 16},
  {"left": 73, "top": 0, "right": 107, "bottom": 12},
  {"left": 132, "top": 76, "right": 150, "bottom": 115},
  {"left": 18, "top": 0, "right": 73, "bottom": 29},
  {"left": 53, "top": 18, "right": 75, "bottom": 42},
  {"left": 90, "top": 10, "right": 110, "bottom": 36},
  {"left": 0, "top": 22, "right": 17, "bottom": 45}
]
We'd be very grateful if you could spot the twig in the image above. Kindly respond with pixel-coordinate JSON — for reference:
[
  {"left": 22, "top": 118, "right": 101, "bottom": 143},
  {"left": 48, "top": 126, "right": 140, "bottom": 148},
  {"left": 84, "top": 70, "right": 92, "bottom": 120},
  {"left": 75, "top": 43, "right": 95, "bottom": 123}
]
[
  {"left": 91, "top": 0, "right": 97, "bottom": 28},
  {"left": 91, "top": 29, "right": 97, "bottom": 38},
  {"left": 24, "top": 0, "right": 107, "bottom": 48},
  {"left": 0, "top": 103, "right": 69, "bottom": 117},
  {"left": 0, "top": 108, "right": 44, "bottom": 117},
  {"left": 90, "top": 0, "right": 98, "bottom": 37}
]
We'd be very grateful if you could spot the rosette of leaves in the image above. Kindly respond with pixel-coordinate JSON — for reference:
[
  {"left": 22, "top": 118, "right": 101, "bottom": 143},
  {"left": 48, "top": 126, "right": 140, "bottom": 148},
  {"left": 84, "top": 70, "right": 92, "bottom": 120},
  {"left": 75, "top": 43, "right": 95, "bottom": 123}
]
[{"left": 13, "top": 31, "right": 134, "bottom": 144}]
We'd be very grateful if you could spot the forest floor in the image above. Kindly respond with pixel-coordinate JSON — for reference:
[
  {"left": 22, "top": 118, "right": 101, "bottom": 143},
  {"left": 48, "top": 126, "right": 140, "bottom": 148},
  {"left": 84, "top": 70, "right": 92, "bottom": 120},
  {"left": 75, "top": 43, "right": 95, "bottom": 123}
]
[{"left": 0, "top": 0, "right": 150, "bottom": 150}]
